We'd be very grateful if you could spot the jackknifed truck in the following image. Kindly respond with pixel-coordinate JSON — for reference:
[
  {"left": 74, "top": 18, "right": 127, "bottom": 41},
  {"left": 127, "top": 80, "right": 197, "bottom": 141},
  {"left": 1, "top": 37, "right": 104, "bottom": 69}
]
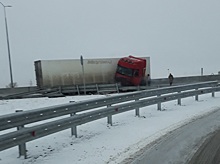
[{"left": 34, "top": 56, "right": 150, "bottom": 88}]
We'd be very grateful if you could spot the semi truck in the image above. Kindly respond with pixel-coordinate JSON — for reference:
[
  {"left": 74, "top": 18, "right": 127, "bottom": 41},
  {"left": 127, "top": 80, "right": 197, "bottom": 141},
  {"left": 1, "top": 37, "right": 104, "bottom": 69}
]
[{"left": 34, "top": 56, "right": 150, "bottom": 88}]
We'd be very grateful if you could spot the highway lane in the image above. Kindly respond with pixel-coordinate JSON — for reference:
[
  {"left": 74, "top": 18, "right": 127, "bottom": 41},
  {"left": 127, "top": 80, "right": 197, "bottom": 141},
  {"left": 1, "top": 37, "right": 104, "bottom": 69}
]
[
  {"left": 188, "top": 128, "right": 220, "bottom": 164},
  {"left": 121, "top": 107, "right": 220, "bottom": 164}
]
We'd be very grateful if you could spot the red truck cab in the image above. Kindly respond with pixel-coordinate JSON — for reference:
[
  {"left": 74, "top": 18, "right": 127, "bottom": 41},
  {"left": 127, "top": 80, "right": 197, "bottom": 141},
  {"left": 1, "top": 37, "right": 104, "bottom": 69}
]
[{"left": 115, "top": 56, "right": 146, "bottom": 86}]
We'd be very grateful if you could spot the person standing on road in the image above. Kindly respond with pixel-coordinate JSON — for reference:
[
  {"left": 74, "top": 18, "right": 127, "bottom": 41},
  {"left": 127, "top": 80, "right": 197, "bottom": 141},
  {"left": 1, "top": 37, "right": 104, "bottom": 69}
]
[
  {"left": 147, "top": 74, "right": 151, "bottom": 86},
  {"left": 168, "top": 73, "right": 174, "bottom": 86}
]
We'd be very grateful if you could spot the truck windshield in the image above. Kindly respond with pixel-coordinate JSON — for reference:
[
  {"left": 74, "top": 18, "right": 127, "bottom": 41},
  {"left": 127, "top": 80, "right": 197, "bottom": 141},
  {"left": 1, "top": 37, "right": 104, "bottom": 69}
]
[{"left": 116, "top": 65, "right": 133, "bottom": 77}]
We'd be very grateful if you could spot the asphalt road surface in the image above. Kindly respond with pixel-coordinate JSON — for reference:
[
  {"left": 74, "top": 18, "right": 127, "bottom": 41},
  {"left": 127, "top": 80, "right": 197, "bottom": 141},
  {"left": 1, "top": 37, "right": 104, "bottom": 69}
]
[
  {"left": 188, "top": 129, "right": 220, "bottom": 164},
  {"left": 121, "top": 107, "right": 220, "bottom": 164}
]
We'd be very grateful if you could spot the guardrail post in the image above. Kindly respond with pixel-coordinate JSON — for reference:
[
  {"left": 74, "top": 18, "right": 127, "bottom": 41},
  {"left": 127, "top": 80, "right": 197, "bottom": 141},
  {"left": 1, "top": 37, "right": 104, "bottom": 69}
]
[
  {"left": 59, "top": 86, "right": 62, "bottom": 93},
  {"left": 70, "top": 113, "right": 77, "bottom": 137},
  {"left": 96, "top": 84, "right": 99, "bottom": 94},
  {"left": 16, "top": 110, "right": 27, "bottom": 159},
  {"left": 212, "top": 91, "right": 215, "bottom": 97},
  {"left": 212, "top": 87, "right": 215, "bottom": 97},
  {"left": 76, "top": 85, "right": 80, "bottom": 95},
  {"left": 178, "top": 91, "right": 181, "bottom": 105},
  {"left": 157, "top": 94, "right": 161, "bottom": 111},
  {"left": 107, "top": 115, "right": 113, "bottom": 126},
  {"left": 195, "top": 88, "right": 199, "bottom": 101},
  {"left": 135, "top": 99, "right": 140, "bottom": 117},
  {"left": 116, "top": 83, "right": 119, "bottom": 93},
  {"left": 107, "top": 105, "right": 113, "bottom": 126}
]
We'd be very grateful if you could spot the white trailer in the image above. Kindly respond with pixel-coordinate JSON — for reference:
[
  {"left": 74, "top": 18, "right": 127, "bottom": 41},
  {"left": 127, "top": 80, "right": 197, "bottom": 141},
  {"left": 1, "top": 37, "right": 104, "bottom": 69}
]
[{"left": 34, "top": 57, "right": 150, "bottom": 88}]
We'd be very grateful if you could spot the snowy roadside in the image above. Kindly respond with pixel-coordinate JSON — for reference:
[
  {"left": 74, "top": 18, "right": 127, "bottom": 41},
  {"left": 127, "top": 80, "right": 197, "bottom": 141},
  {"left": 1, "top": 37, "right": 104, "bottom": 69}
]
[{"left": 0, "top": 93, "right": 220, "bottom": 164}]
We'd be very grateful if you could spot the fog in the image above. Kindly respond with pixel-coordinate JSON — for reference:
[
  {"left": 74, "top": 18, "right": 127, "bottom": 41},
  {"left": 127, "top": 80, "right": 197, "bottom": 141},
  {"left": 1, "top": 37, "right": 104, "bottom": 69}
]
[{"left": 0, "top": 0, "right": 220, "bottom": 87}]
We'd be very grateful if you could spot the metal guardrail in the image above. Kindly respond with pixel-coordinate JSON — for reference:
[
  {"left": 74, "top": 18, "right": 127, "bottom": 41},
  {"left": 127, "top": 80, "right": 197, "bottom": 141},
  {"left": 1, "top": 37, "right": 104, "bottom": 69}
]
[
  {"left": 0, "top": 81, "right": 217, "bottom": 131},
  {"left": 0, "top": 81, "right": 220, "bottom": 158},
  {"left": 0, "top": 83, "right": 121, "bottom": 99},
  {"left": 1, "top": 74, "right": 220, "bottom": 99}
]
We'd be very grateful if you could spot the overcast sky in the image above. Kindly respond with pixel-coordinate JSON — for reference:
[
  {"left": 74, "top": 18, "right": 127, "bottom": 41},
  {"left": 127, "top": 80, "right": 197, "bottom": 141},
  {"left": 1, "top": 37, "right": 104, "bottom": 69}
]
[{"left": 0, "top": 0, "right": 220, "bottom": 87}]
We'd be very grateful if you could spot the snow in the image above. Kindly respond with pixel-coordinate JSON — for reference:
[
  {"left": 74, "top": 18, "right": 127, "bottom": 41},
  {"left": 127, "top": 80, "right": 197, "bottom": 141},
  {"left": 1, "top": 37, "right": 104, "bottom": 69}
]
[{"left": 0, "top": 92, "right": 220, "bottom": 164}]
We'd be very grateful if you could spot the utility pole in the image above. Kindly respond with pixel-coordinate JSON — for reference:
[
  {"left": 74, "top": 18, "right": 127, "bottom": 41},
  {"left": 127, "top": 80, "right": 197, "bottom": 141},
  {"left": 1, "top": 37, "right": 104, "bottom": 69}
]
[{"left": 0, "top": 2, "right": 14, "bottom": 88}]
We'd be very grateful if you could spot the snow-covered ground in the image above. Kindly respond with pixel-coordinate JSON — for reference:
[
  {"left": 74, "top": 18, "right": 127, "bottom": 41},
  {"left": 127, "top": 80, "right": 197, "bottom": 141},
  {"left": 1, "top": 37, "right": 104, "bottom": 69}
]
[{"left": 0, "top": 92, "right": 220, "bottom": 164}]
